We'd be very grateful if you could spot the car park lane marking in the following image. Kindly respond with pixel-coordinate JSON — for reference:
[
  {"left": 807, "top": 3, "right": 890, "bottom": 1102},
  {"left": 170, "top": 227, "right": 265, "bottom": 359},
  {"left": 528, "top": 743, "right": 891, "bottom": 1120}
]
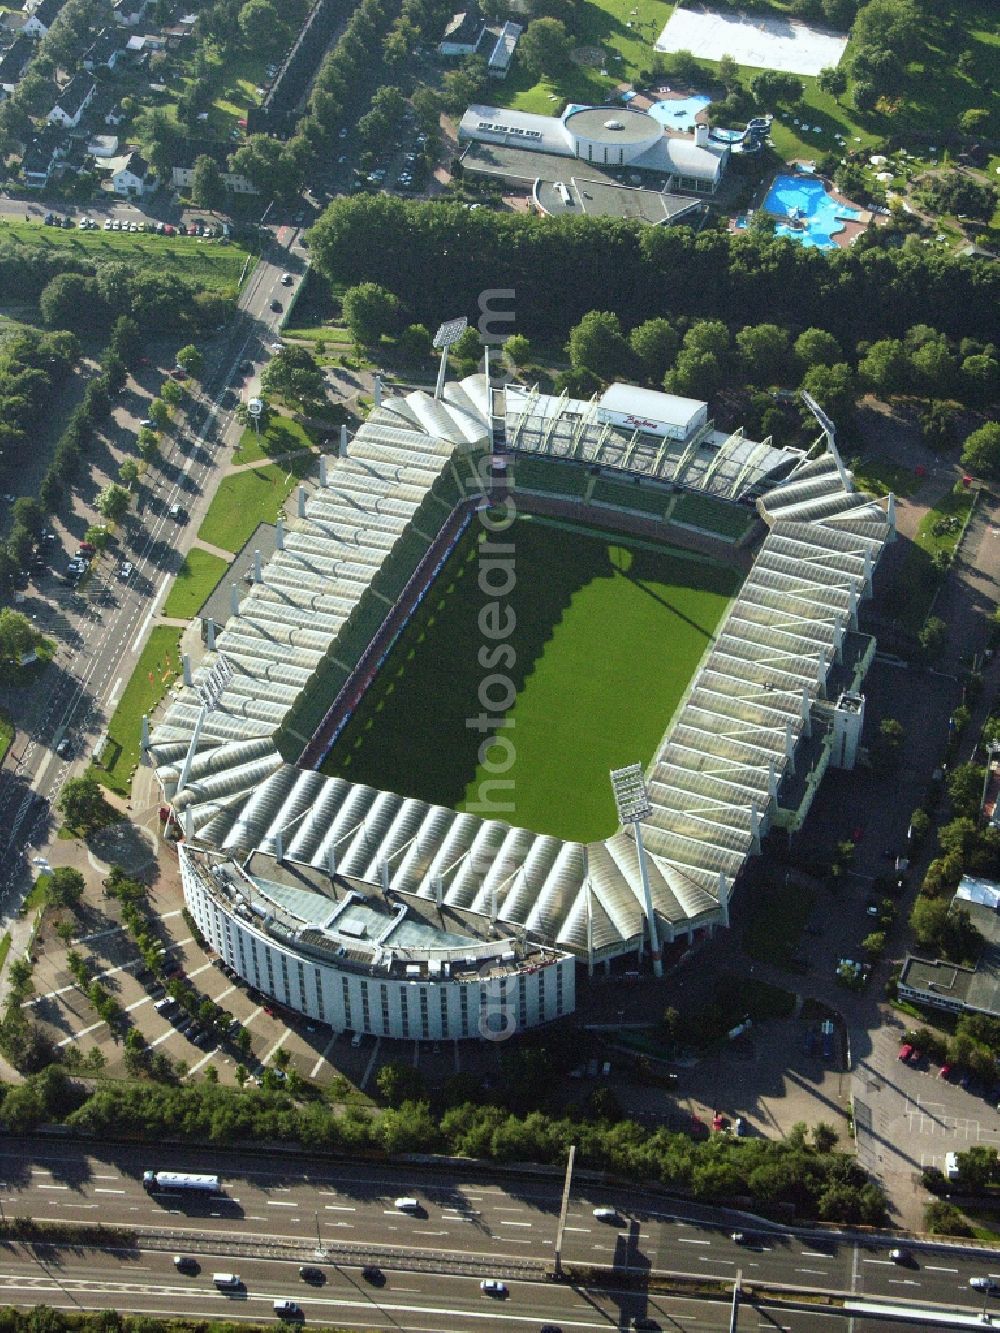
[
  {"left": 309, "top": 1030, "right": 339, "bottom": 1080},
  {"left": 926, "top": 1266, "right": 959, "bottom": 1273}
]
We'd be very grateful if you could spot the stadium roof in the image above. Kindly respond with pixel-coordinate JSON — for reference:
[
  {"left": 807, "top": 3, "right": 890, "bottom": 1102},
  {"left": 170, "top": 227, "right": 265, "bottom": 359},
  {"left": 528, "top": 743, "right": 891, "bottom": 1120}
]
[{"left": 151, "top": 375, "right": 892, "bottom": 959}]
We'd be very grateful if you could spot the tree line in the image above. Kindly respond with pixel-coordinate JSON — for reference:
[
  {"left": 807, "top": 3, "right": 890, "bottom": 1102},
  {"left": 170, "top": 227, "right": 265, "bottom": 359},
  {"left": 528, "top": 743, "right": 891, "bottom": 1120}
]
[
  {"left": 0, "top": 1069, "right": 886, "bottom": 1225},
  {"left": 309, "top": 197, "right": 1000, "bottom": 352}
]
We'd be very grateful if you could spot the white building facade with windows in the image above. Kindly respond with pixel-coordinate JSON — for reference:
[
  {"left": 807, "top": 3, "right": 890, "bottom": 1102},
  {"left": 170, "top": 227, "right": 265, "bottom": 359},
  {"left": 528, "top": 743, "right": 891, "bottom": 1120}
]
[{"left": 180, "top": 844, "right": 576, "bottom": 1040}]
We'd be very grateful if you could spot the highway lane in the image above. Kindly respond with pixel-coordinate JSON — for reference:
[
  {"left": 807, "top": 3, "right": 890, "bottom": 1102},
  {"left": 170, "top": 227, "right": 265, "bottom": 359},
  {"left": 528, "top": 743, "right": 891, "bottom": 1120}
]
[
  {"left": 1, "top": 1139, "right": 997, "bottom": 1312},
  {"left": 0, "top": 1244, "right": 857, "bottom": 1333},
  {"left": 0, "top": 226, "right": 303, "bottom": 893}
]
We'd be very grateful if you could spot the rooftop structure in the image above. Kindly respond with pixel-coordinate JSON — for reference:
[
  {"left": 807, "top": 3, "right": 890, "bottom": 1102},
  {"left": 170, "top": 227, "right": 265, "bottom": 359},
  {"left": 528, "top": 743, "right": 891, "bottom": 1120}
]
[
  {"left": 150, "top": 370, "right": 892, "bottom": 990},
  {"left": 459, "top": 102, "right": 729, "bottom": 194},
  {"left": 899, "top": 875, "right": 1000, "bottom": 1018}
]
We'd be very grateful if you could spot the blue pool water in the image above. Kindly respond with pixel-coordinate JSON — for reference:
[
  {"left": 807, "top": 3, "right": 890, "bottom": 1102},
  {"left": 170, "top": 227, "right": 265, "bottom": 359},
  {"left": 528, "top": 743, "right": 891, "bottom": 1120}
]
[
  {"left": 648, "top": 93, "right": 711, "bottom": 131},
  {"left": 755, "top": 173, "right": 861, "bottom": 250}
]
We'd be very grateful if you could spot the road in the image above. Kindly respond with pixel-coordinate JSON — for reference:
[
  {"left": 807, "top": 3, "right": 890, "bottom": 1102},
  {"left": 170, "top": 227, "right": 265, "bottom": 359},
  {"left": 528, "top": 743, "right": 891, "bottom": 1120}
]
[
  {"left": 0, "top": 222, "right": 305, "bottom": 895},
  {"left": 2, "top": 1138, "right": 999, "bottom": 1318},
  {"left": 0, "top": 1243, "right": 865, "bottom": 1333}
]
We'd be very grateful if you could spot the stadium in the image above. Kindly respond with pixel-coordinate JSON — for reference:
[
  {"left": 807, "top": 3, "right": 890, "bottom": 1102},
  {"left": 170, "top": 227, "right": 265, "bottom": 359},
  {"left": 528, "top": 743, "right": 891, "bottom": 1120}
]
[{"left": 151, "top": 367, "right": 893, "bottom": 1041}]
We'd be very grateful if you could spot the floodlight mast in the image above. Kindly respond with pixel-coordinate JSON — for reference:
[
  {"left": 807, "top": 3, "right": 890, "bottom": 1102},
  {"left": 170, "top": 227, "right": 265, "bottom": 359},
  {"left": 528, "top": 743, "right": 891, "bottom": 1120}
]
[
  {"left": 433, "top": 316, "right": 468, "bottom": 400},
  {"left": 175, "top": 654, "right": 234, "bottom": 799},
  {"left": 801, "top": 390, "right": 851, "bottom": 491},
  {"left": 610, "top": 763, "right": 662, "bottom": 977}
]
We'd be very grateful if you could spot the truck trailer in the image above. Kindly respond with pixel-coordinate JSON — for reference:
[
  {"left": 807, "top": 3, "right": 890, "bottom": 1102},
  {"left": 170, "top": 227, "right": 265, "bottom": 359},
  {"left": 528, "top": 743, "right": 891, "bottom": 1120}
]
[{"left": 143, "top": 1171, "right": 222, "bottom": 1194}]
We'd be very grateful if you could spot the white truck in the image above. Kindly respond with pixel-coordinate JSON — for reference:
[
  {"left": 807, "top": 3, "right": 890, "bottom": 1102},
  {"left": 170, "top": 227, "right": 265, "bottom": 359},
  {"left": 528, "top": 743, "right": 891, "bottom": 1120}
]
[{"left": 143, "top": 1170, "right": 222, "bottom": 1194}]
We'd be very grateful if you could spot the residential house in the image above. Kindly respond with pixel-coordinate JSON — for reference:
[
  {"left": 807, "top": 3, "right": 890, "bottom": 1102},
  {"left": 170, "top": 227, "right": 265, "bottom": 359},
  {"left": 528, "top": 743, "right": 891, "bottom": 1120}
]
[
  {"left": 86, "top": 133, "right": 119, "bottom": 158},
  {"left": 112, "top": 0, "right": 150, "bottom": 25},
  {"left": 22, "top": 0, "right": 64, "bottom": 38},
  {"left": 22, "top": 134, "right": 65, "bottom": 187},
  {"left": 111, "top": 148, "right": 155, "bottom": 195},
  {"left": 171, "top": 137, "right": 258, "bottom": 195},
  {"left": 0, "top": 33, "right": 32, "bottom": 94},
  {"left": 486, "top": 20, "right": 521, "bottom": 79},
  {"left": 47, "top": 75, "right": 96, "bottom": 127},
  {"left": 438, "top": 5, "right": 486, "bottom": 56},
  {"left": 82, "top": 26, "right": 123, "bottom": 72}
]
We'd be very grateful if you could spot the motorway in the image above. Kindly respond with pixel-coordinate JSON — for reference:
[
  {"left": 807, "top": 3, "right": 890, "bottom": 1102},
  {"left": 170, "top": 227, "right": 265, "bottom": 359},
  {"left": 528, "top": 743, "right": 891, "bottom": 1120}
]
[
  {"left": 0, "top": 219, "right": 304, "bottom": 892},
  {"left": 1, "top": 1139, "right": 999, "bottom": 1321}
]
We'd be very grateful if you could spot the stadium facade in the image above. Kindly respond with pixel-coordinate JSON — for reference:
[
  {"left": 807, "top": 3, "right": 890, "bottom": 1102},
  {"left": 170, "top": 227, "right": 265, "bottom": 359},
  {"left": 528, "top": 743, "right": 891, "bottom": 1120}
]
[{"left": 151, "top": 372, "right": 894, "bottom": 1039}]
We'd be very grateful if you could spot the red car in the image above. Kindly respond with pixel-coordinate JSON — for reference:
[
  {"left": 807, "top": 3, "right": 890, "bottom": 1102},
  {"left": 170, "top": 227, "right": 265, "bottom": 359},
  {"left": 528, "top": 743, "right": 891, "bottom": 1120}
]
[
  {"left": 939, "top": 1063, "right": 954, "bottom": 1080},
  {"left": 263, "top": 1005, "right": 275, "bottom": 1017},
  {"left": 898, "top": 1043, "right": 913, "bottom": 1062}
]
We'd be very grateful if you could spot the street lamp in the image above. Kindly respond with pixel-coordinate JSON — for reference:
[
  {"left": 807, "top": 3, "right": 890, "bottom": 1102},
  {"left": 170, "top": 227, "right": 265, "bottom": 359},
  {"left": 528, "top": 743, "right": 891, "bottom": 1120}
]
[
  {"left": 610, "top": 763, "right": 662, "bottom": 978},
  {"left": 313, "top": 1209, "right": 327, "bottom": 1262}
]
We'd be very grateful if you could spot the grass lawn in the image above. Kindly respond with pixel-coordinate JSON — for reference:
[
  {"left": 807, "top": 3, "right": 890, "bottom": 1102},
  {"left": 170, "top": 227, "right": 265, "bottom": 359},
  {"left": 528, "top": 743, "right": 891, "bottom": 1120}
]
[
  {"left": 161, "top": 548, "right": 229, "bottom": 621},
  {"left": 849, "top": 457, "right": 919, "bottom": 499},
  {"left": 198, "top": 455, "right": 315, "bottom": 554},
  {"left": 0, "top": 933, "right": 10, "bottom": 975},
  {"left": 233, "top": 415, "right": 317, "bottom": 465},
  {"left": 743, "top": 875, "right": 815, "bottom": 969},
  {"left": 160, "top": 43, "right": 270, "bottom": 139},
  {"left": 95, "top": 626, "right": 183, "bottom": 796},
  {"left": 284, "top": 325, "right": 354, "bottom": 347},
  {"left": 323, "top": 515, "right": 737, "bottom": 842},
  {"left": 0, "top": 707, "right": 12, "bottom": 766},
  {"left": 889, "top": 486, "right": 975, "bottom": 633},
  {"left": 0, "top": 220, "right": 251, "bottom": 294}
]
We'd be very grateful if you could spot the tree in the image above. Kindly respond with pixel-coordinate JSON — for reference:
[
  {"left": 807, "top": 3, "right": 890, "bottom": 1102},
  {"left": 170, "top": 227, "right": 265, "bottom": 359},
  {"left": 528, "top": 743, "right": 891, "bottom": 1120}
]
[
  {"left": 229, "top": 134, "right": 303, "bottom": 201},
  {"left": 43, "top": 866, "right": 86, "bottom": 909},
  {"left": 918, "top": 614, "right": 948, "bottom": 662},
  {"left": 910, "top": 336, "right": 956, "bottom": 401},
  {"left": 149, "top": 399, "right": 171, "bottom": 431},
  {"left": 0, "top": 609, "right": 41, "bottom": 666},
  {"left": 629, "top": 318, "right": 679, "bottom": 384},
  {"left": 795, "top": 328, "right": 842, "bottom": 370},
  {"left": 376, "top": 1061, "right": 426, "bottom": 1107},
  {"left": 12, "top": 497, "right": 45, "bottom": 540},
  {"left": 176, "top": 345, "right": 205, "bottom": 379},
  {"left": 960, "top": 108, "right": 989, "bottom": 135},
  {"left": 342, "top": 282, "right": 400, "bottom": 347},
  {"left": 858, "top": 339, "right": 909, "bottom": 396},
  {"left": 519, "top": 17, "right": 571, "bottom": 76},
  {"left": 567, "top": 311, "right": 632, "bottom": 380},
  {"left": 39, "top": 274, "right": 105, "bottom": 333},
  {"left": 735, "top": 323, "right": 791, "bottom": 385},
  {"left": 871, "top": 716, "right": 904, "bottom": 774},
  {"left": 750, "top": 70, "right": 803, "bottom": 107},
  {"left": 191, "top": 154, "right": 226, "bottom": 212},
  {"left": 58, "top": 774, "right": 115, "bottom": 834},
  {"left": 504, "top": 333, "right": 532, "bottom": 368},
  {"left": 238, "top": 0, "right": 285, "bottom": 49},
  {"left": 716, "top": 54, "right": 740, "bottom": 91},
  {"left": 962, "top": 423, "right": 1000, "bottom": 478},
  {"left": 947, "top": 763, "right": 986, "bottom": 821},
  {"left": 924, "top": 1200, "right": 973, "bottom": 1237},
  {"left": 119, "top": 458, "right": 140, "bottom": 490},
  {"left": 160, "top": 379, "right": 183, "bottom": 409},
  {"left": 96, "top": 483, "right": 130, "bottom": 523},
  {"left": 862, "top": 930, "right": 886, "bottom": 956},
  {"left": 397, "top": 323, "right": 432, "bottom": 363},
  {"left": 137, "top": 429, "right": 160, "bottom": 462},
  {"left": 818, "top": 65, "right": 847, "bottom": 99},
  {"left": 261, "top": 345, "right": 326, "bottom": 413},
  {"left": 800, "top": 362, "right": 855, "bottom": 424}
]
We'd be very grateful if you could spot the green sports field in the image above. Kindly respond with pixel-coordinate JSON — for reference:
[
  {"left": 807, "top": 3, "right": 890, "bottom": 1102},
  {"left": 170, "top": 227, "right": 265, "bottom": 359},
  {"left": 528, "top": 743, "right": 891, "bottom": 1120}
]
[{"left": 321, "top": 516, "right": 738, "bottom": 842}]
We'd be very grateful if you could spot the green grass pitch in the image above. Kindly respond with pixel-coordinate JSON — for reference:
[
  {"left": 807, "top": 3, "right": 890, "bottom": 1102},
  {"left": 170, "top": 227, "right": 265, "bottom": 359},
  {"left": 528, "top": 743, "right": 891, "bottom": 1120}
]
[{"left": 321, "top": 515, "right": 739, "bottom": 842}]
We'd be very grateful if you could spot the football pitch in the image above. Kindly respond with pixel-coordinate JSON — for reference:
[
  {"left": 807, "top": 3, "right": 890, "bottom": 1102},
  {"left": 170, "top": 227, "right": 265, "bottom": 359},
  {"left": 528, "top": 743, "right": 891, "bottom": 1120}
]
[{"left": 321, "top": 516, "right": 739, "bottom": 842}]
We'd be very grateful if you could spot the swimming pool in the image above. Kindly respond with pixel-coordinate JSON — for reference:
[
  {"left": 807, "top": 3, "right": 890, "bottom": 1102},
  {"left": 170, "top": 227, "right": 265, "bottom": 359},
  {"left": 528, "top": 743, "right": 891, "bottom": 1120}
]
[
  {"left": 648, "top": 93, "right": 711, "bottom": 131},
  {"left": 759, "top": 173, "right": 861, "bottom": 249}
]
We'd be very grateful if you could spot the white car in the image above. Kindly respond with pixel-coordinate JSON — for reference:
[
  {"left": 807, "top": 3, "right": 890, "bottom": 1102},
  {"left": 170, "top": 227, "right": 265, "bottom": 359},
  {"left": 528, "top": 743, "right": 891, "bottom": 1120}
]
[
  {"left": 119, "top": 561, "right": 133, "bottom": 579},
  {"left": 971, "top": 1278, "right": 1000, "bottom": 1292},
  {"left": 280, "top": 272, "right": 293, "bottom": 285},
  {"left": 480, "top": 1279, "right": 507, "bottom": 1298}
]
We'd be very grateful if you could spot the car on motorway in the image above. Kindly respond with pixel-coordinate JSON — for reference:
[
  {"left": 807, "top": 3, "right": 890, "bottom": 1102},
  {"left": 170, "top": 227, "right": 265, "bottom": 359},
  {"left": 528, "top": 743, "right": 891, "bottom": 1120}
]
[
  {"left": 169, "top": 504, "right": 185, "bottom": 521},
  {"left": 970, "top": 1278, "right": 1000, "bottom": 1292},
  {"left": 731, "top": 1231, "right": 747, "bottom": 1244},
  {"left": 631, "top": 1319, "right": 661, "bottom": 1332},
  {"left": 540, "top": 1325, "right": 563, "bottom": 1333},
  {"left": 593, "top": 1207, "right": 619, "bottom": 1222},
  {"left": 298, "top": 1266, "right": 324, "bottom": 1284},
  {"left": 890, "top": 1248, "right": 910, "bottom": 1263},
  {"left": 361, "top": 1264, "right": 383, "bottom": 1285},
  {"left": 55, "top": 738, "right": 72, "bottom": 759},
  {"left": 270, "top": 299, "right": 282, "bottom": 312},
  {"left": 480, "top": 1279, "right": 507, "bottom": 1298},
  {"left": 173, "top": 1255, "right": 198, "bottom": 1273},
  {"left": 280, "top": 273, "right": 293, "bottom": 285},
  {"left": 273, "top": 1300, "right": 300, "bottom": 1318}
]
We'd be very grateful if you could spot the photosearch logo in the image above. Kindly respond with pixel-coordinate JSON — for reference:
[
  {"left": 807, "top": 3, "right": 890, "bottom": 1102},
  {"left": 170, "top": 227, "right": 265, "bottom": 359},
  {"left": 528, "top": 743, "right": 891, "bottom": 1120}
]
[{"left": 478, "top": 974, "right": 518, "bottom": 1041}]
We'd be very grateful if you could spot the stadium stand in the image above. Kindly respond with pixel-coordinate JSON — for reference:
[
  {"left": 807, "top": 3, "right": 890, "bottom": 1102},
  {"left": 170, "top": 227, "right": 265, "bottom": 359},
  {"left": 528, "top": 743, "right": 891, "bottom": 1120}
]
[{"left": 151, "top": 374, "right": 893, "bottom": 966}]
